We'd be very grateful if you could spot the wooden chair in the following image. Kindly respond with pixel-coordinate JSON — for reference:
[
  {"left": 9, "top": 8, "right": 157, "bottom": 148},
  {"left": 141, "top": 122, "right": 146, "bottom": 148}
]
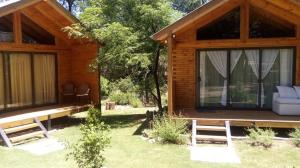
[
  {"left": 61, "top": 82, "right": 76, "bottom": 103},
  {"left": 76, "top": 83, "right": 91, "bottom": 104}
]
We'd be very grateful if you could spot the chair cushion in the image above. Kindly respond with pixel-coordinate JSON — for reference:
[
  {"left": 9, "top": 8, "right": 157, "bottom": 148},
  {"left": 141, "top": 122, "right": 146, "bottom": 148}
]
[
  {"left": 276, "top": 98, "right": 300, "bottom": 104},
  {"left": 293, "top": 86, "right": 300, "bottom": 98},
  {"left": 276, "top": 86, "right": 298, "bottom": 99}
]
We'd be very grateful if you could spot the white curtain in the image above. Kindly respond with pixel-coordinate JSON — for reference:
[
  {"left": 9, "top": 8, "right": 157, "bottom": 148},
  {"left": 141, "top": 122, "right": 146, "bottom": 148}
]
[
  {"left": 245, "top": 50, "right": 260, "bottom": 105},
  {"left": 230, "top": 50, "right": 243, "bottom": 73},
  {"left": 261, "top": 49, "right": 279, "bottom": 106},
  {"left": 207, "top": 51, "right": 228, "bottom": 106},
  {"left": 199, "top": 51, "right": 206, "bottom": 106},
  {"left": 280, "top": 49, "right": 293, "bottom": 86},
  {"left": 34, "top": 54, "right": 56, "bottom": 105}
]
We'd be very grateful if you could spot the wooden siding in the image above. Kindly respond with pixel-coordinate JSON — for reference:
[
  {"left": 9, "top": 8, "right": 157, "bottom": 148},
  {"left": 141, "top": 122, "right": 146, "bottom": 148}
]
[{"left": 170, "top": 1, "right": 300, "bottom": 113}]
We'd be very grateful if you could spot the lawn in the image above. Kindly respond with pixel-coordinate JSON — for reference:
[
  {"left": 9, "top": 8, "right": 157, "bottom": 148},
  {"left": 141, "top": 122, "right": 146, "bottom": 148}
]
[{"left": 0, "top": 108, "right": 300, "bottom": 168}]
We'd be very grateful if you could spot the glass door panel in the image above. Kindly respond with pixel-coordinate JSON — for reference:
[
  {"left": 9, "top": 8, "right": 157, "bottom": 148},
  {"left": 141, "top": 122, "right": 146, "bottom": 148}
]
[
  {"left": 0, "top": 54, "right": 4, "bottom": 111},
  {"left": 199, "top": 50, "right": 228, "bottom": 107},
  {"left": 34, "top": 54, "right": 56, "bottom": 105},
  {"left": 229, "top": 50, "right": 259, "bottom": 108},
  {"left": 8, "top": 53, "right": 32, "bottom": 108}
]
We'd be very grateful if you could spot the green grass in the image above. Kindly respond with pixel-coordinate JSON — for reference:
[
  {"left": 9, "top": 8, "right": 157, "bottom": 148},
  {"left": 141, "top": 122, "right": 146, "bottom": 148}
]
[{"left": 0, "top": 108, "right": 300, "bottom": 168}]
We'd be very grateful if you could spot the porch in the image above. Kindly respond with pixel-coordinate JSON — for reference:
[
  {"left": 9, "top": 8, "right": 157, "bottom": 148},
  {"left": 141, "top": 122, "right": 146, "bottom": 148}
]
[
  {"left": 181, "top": 109, "right": 300, "bottom": 128},
  {"left": 0, "top": 104, "right": 89, "bottom": 129}
]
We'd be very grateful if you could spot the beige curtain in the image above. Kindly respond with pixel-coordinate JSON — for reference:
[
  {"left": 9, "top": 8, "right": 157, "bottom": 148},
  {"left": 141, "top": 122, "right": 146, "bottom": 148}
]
[
  {"left": 9, "top": 53, "right": 32, "bottom": 107},
  {"left": 34, "top": 54, "right": 56, "bottom": 105},
  {"left": 0, "top": 54, "right": 4, "bottom": 109}
]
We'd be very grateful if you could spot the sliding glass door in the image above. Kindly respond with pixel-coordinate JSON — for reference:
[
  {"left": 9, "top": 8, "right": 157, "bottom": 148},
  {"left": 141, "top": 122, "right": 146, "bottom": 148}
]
[
  {"left": 0, "top": 52, "right": 57, "bottom": 112},
  {"left": 198, "top": 48, "right": 294, "bottom": 110}
]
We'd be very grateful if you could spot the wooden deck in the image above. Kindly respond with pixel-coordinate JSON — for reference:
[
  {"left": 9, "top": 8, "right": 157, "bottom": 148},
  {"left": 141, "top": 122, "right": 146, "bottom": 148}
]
[
  {"left": 181, "top": 110, "right": 300, "bottom": 128},
  {"left": 0, "top": 105, "right": 89, "bottom": 129}
]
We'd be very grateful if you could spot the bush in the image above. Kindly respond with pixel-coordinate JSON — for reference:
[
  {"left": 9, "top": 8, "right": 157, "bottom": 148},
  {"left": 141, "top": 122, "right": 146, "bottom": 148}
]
[
  {"left": 151, "top": 115, "right": 188, "bottom": 144},
  {"left": 289, "top": 128, "right": 300, "bottom": 147},
  {"left": 67, "top": 106, "right": 110, "bottom": 168},
  {"left": 129, "top": 97, "right": 143, "bottom": 108},
  {"left": 109, "top": 90, "right": 130, "bottom": 105},
  {"left": 100, "top": 76, "right": 110, "bottom": 97},
  {"left": 247, "top": 127, "right": 276, "bottom": 149}
]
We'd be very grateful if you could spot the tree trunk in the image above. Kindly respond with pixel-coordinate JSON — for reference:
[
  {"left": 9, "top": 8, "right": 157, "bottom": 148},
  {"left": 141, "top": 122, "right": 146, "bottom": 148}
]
[{"left": 153, "top": 44, "right": 163, "bottom": 112}]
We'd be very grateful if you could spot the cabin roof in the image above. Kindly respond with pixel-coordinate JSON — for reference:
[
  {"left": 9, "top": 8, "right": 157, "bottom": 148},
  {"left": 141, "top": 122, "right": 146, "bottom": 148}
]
[
  {"left": 0, "top": 0, "right": 78, "bottom": 23},
  {"left": 151, "top": 0, "right": 300, "bottom": 42}
]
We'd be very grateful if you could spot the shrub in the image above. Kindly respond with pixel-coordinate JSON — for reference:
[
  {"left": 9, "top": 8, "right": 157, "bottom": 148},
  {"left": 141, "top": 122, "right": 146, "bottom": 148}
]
[
  {"left": 247, "top": 127, "right": 276, "bottom": 149},
  {"left": 289, "top": 128, "right": 300, "bottom": 147},
  {"left": 100, "top": 76, "right": 110, "bottom": 97},
  {"left": 129, "top": 97, "right": 143, "bottom": 108},
  {"left": 67, "top": 106, "right": 110, "bottom": 168},
  {"left": 109, "top": 90, "right": 129, "bottom": 105},
  {"left": 151, "top": 115, "right": 188, "bottom": 144}
]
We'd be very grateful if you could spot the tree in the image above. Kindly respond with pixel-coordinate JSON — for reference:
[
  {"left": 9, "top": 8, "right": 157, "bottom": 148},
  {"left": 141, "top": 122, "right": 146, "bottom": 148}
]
[
  {"left": 172, "top": 0, "right": 210, "bottom": 13},
  {"left": 64, "top": 0, "right": 181, "bottom": 112}
]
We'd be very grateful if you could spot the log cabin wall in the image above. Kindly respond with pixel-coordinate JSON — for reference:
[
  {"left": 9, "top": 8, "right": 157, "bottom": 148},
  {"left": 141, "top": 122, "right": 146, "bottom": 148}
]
[{"left": 70, "top": 43, "right": 100, "bottom": 104}]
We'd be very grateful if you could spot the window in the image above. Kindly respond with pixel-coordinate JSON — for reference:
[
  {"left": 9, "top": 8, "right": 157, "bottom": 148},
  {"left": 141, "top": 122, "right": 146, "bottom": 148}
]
[
  {"left": 249, "top": 7, "right": 296, "bottom": 38},
  {"left": 197, "top": 8, "right": 240, "bottom": 40},
  {"left": 21, "top": 14, "right": 55, "bottom": 45},
  {"left": 198, "top": 48, "right": 294, "bottom": 109},
  {"left": 0, "top": 14, "right": 14, "bottom": 42},
  {"left": 0, "top": 52, "right": 57, "bottom": 111}
]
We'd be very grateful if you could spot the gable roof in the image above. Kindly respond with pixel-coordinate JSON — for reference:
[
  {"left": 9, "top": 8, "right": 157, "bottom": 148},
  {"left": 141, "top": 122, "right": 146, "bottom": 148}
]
[
  {"left": 0, "top": 0, "right": 78, "bottom": 23},
  {"left": 151, "top": 0, "right": 300, "bottom": 42}
]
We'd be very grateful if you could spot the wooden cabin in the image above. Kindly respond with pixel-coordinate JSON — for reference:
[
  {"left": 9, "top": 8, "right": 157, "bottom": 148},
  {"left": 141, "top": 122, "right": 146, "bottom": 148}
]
[
  {"left": 152, "top": 0, "right": 300, "bottom": 128},
  {"left": 0, "top": 0, "right": 100, "bottom": 125}
]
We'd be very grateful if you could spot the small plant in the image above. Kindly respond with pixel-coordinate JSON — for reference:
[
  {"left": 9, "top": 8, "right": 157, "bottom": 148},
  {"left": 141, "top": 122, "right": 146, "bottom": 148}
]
[
  {"left": 247, "top": 127, "right": 276, "bottom": 149},
  {"left": 129, "top": 97, "right": 143, "bottom": 108},
  {"left": 151, "top": 115, "right": 188, "bottom": 144},
  {"left": 289, "top": 128, "right": 300, "bottom": 147},
  {"left": 67, "top": 106, "right": 110, "bottom": 168}
]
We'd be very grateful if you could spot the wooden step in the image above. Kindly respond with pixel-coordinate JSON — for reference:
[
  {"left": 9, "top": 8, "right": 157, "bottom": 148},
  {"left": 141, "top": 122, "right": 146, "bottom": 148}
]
[
  {"left": 4, "top": 123, "right": 39, "bottom": 134},
  {"left": 195, "top": 135, "right": 227, "bottom": 142},
  {"left": 9, "top": 131, "right": 44, "bottom": 143},
  {"left": 196, "top": 125, "right": 226, "bottom": 131}
]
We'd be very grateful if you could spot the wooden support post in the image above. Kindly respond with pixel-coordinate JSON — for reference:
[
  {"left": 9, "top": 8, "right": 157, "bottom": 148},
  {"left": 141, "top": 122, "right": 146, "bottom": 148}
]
[
  {"left": 240, "top": 0, "right": 249, "bottom": 42},
  {"left": 47, "top": 115, "right": 52, "bottom": 131},
  {"left": 192, "top": 120, "right": 197, "bottom": 146},
  {"left": 0, "top": 127, "right": 12, "bottom": 148},
  {"left": 13, "top": 12, "right": 22, "bottom": 44},
  {"left": 225, "top": 121, "right": 233, "bottom": 148},
  {"left": 167, "top": 33, "right": 174, "bottom": 115},
  {"left": 34, "top": 117, "right": 50, "bottom": 138}
]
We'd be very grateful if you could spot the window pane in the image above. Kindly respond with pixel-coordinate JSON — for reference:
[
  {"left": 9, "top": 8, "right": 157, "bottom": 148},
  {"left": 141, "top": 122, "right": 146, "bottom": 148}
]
[
  {"left": 0, "top": 14, "right": 14, "bottom": 42},
  {"left": 0, "top": 54, "right": 4, "bottom": 110},
  {"left": 21, "top": 14, "right": 55, "bottom": 45},
  {"left": 249, "top": 7, "right": 295, "bottom": 38},
  {"left": 8, "top": 53, "right": 32, "bottom": 108},
  {"left": 197, "top": 8, "right": 240, "bottom": 40},
  {"left": 34, "top": 54, "right": 56, "bottom": 105},
  {"left": 199, "top": 51, "right": 228, "bottom": 107},
  {"left": 229, "top": 50, "right": 259, "bottom": 108}
]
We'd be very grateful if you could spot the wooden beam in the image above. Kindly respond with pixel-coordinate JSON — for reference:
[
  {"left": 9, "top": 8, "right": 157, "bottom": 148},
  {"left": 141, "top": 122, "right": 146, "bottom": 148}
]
[
  {"left": 0, "top": 43, "right": 69, "bottom": 52},
  {"left": 0, "top": 0, "right": 41, "bottom": 18},
  {"left": 297, "top": 45, "right": 300, "bottom": 85},
  {"left": 249, "top": 0, "right": 300, "bottom": 25},
  {"left": 167, "top": 33, "right": 174, "bottom": 115},
  {"left": 45, "top": 0, "right": 77, "bottom": 23},
  {"left": 297, "top": 24, "right": 300, "bottom": 40},
  {"left": 13, "top": 12, "right": 22, "bottom": 44},
  {"left": 176, "top": 38, "right": 299, "bottom": 49},
  {"left": 265, "top": 0, "right": 300, "bottom": 18},
  {"left": 240, "top": 0, "right": 249, "bottom": 42}
]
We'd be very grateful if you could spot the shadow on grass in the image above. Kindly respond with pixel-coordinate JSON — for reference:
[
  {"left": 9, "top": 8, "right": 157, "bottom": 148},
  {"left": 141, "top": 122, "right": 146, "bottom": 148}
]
[
  {"left": 41, "top": 116, "right": 85, "bottom": 130},
  {"left": 101, "top": 114, "right": 146, "bottom": 129}
]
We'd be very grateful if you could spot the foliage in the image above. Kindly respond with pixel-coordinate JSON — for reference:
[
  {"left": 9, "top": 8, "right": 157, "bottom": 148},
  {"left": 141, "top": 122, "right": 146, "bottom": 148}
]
[
  {"left": 172, "top": 0, "right": 209, "bottom": 13},
  {"left": 100, "top": 75, "right": 109, "bottom": 97},
  {"left": 247, "top": 127, "right": 276, "bottom": 149},
  {"left": 67, "top": 106, "right": 110, "bottom": 168},
  {"left": 63, "top": 0, "right": 183, "bottom": 111},
  {"left": 289, "top": 128, "right": 300, "bottom": 147},
  {"left": 151, "top": 115, "right": 188, "bottom": 144}
]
